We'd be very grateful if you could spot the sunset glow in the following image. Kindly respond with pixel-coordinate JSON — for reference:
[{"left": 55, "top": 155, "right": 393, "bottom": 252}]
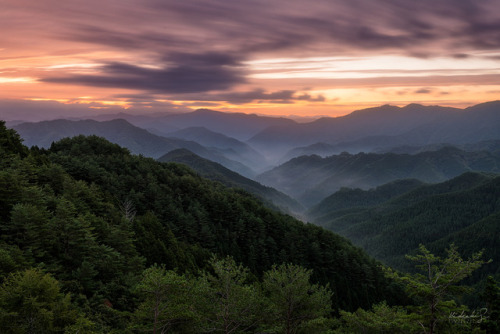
[{"left": 1, "top": 0, "right": 500, "bottom": 119}]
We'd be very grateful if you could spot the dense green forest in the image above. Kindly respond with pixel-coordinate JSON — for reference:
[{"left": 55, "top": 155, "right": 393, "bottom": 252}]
[
  {"left": 308, "top": 172, "right": 500, "bottom": 310},
  {"left": 1, "top": 121, "right": 498, "bottom": 333},
  {"left": 158, "top": 148, "right": 304, "bottom": 215}
]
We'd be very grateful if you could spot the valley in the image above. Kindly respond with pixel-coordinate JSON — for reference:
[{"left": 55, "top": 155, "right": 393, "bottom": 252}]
[{"left": 3, "top": 100, "right": 500, "bottom": 332}]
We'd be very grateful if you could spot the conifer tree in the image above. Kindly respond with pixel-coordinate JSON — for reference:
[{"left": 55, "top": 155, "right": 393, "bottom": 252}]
[
  {"left": 262, "top": 263, "right": 332, "bottom": 334},
  {"left": 481, "top": 276, "right": 500, "bottom": 334},
  {"left": 385, "top": 244, "right": 487, "bottom": 334}
]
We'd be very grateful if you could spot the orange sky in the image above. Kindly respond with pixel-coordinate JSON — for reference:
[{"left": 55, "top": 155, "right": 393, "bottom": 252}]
[{"left": 1, "top": 0, "right": 500, "bottom": 119}]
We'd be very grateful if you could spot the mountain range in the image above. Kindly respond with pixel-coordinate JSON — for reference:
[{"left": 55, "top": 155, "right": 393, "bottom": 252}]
[
  {"left": 250, "top": 101, "right": 500, "bottom": 160},
  {"left": 10, "top": 101, "right": 500, "bottom": 160},
  {"left": 7, "top": 100, "right": 500, "bottom": 207},
  {"left": 257, "top": 146, "right": 500, "bottom": 206},
  {"left": 84, "top": 108, "right": 296, "bottom": 141},
  {"left": 0, "top": 121, "right": 404, "bottom": 318},
  {"left": 307, "top": 172, "right": 500, "bottom": 280},
  {"left": 12, "top": 118, "right": 256, "bottom": 178}
]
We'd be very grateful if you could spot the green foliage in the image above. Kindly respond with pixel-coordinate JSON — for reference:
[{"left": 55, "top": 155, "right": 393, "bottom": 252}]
[
  {"left": 0, "top": 243, "right": 28, "bottom": 280},
  {"left": 14, "top": 126, "right": 493, "bottom": 333},
  {"left": 130, "top": 257, "right": 334, "bottom": 334},
  {"left": 335, "top": 302, "right": 420, "bottom": 334},
  {"left": 0, "top": 120, "right": 28, "bottom": 159},
  {"left": 132, "top": 212, "right": 207, "bottom": 272},
  {"left": 0, "top": 268, "right": 89, "bottom": 333},
  {"left": 2, "top": 124, "right": 498, "bottom": 333},
  {"left": 262, "top": 263, "right": 333, "bottom": 334},
  {"left": 131, "top": 265, "right": 197, "bottom": 333},
  {"left": 481, "top": 276, "right": 500, "bottom": 334},
  {"left": 385, "top": 244, "right": 487, "bottom": 334},
  {"left": 310, "top": 172, "right": 500, "bottom": 290},
  {"left": 159, "top": 149, "right": 304, "bottom": 214},
  {"left": 196, "top": 256, "right": 264, "bottom": 333}
]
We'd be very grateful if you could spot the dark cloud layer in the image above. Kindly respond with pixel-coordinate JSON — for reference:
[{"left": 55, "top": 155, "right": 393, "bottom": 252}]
[
  {"left": 415, "top": 88, "right": 433, "bottom": 94},
  {"left": 43, "top": 52, "right": 246, "bottom": 94}
]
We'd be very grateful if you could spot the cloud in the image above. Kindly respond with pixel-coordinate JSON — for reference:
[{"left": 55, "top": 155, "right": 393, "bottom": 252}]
[
  {"left": 415, "top": 88, "right": 433, "bottom": 94},
  {"left": 220, "top": 89, "right": 296, "bottom": 104},
  {"left": 296, "top": 93, "right": 326, "bottom": 102},
  {"left": 3, "top": 0, "right": 500, "bottom": 115},
  {"left": 452, "top": 53, "right": 470, "bottom": 59},
  {"left": 9, "top": 0, "right": 499, "bottom": 60},
  {"left": 172, "top": 89, "right": 327, "bottom": 105},
  {"left": 42, "top": 52, "right": 246, "bottom": 94}
]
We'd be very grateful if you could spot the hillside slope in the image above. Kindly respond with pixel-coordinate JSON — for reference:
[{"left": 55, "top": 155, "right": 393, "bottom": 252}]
[
  {"left": 159, "top": 148, "right": 304, "bottom": 215},
  {"left": 308, "top": 172, "right": 500, "bottom": 277}
]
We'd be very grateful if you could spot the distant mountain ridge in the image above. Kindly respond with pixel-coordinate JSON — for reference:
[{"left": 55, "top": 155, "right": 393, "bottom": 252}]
[
  {"left": 12, "top": 118, "right": 256, "bottom": 177},
  {"left": 68, "top": 101, "right": 500, "bottom": 163},
  {"left": 7, "top": 100, "right": 500, "bottom": 182},
  {"left": 257, "top": 146, "right": 500, "bottom": 206},
  {"left": 84, "top": 108, "right": 297, "bottom": 141},
  {"left": 307, "top": 179, "right": 425, "bottom": 218},
  {"left": 281, "top": 139, "right": 500, "bottom": 163},
  {"left": 249, "top": 101, "right": 500, "bottom": 159},
  {"left": 166, "top": 127, "right": 270, "bottom": 172}
]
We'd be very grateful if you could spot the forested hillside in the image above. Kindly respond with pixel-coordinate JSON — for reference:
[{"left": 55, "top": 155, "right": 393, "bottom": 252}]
[
  {"left": 1, "top": 121, "right": 410, "bottom": 332},
  {"left": 158, "top": 148, "right": 304, "bottom": 215},
  {"left": 308, "top": 172, "right": 500, "bottom": 278}
]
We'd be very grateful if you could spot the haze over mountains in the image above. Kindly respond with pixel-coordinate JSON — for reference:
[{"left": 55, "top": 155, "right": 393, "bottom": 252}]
[
  {"left": 258, "top": 147, "right": 500, "bottom": 206},
  {"left": 249, "top": 101, "right": 500, "bottom": 158},
  {"left": 8, "top": 100, "right": 500, "bottom": 209},
  {"left": 84, "top": 108, "right": 296, "bottom": 141},
  {"left": 12, "top": 118, "right": 257, "bottom": 177}
]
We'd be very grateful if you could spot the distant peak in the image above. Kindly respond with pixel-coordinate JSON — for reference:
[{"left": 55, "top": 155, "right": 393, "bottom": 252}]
[
  {"left": 348, "top": 104, "right": 400, "bottom": 117},
  {"left": 465, "top": 100, "right": 500, "bottom": 111},
  {"left": 193, "top": 108, "right": 220, "bottom": 114},
  {"left": 403, "top": 103, "right": 424, "bottom": 109}
]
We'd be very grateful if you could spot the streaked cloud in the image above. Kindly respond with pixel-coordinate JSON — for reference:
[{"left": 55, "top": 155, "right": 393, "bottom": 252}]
[
  {"left": 1, "top": 0, "right": 500, "bottom": 117},
  {"left": 247, "top": 55, "right": 500, "bottom": 79},
  {"left": 0, "top": 77, "right": 36, "bottom": 84}
]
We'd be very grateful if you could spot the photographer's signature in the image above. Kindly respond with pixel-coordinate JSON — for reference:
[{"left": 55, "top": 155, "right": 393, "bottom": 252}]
[{"left": 449, "top": 308, "right": 488, "bottom": 324}]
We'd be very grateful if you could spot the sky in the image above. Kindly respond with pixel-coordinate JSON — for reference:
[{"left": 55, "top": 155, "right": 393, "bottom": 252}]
[{"left": 1, "top": 0, "right": 500, "bottom": 120}]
